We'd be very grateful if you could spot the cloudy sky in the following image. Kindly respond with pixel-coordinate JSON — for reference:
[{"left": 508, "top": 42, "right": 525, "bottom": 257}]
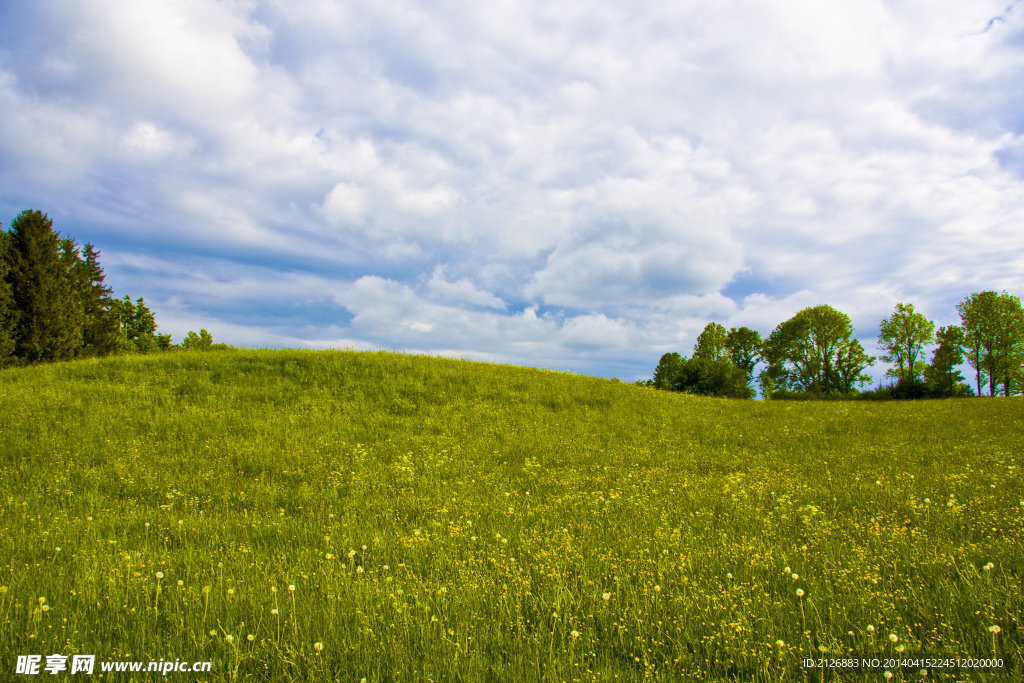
[{"left": 2, "top": 0, "right": 1023, "bottom": 383}]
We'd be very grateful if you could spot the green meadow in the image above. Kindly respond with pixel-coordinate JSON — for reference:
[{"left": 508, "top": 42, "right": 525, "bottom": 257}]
[{"left": 0, "top": 349, "right": 1021, "bottom": 682}]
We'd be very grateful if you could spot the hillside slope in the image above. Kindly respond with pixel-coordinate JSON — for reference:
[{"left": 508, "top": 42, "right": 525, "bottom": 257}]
[{"left": 1, "top": 349, "right": 1021, "bottom": 681}]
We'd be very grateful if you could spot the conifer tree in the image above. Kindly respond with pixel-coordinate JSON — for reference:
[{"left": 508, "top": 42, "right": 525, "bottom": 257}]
[
  {"left": 6, "top": 210, "right": 82, "bottom": 362},
  {"left": 0, "top": 231, "right": 18, "bottom": 367},
  {"left": 66, "top": 242, "right": 121, "bottom": 358}
]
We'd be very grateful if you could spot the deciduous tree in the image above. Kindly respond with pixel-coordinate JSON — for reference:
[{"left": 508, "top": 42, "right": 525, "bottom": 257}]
[
  {"left": 652, "top": 352, "right": 684, "bottom": 390},
  {"left": 924, "top": 325, "right": 969, "bottom": 397},
  {"left": 877, "top": 302, "right": 934, "bottom": 384},
  {"left": 692, "top": 323, "right": 728, "bottom": 361},
  {"left": 673, "top": 357, "right": 753, "bottom": 398},
  {"left": 725, "top": 326, "right": 762, "bottom": 381},
  {"left": 762, "top": 305, "right": 871, "bottom": 395}
]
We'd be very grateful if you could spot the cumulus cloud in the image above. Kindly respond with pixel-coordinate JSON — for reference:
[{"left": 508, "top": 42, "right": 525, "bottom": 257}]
[{"left": 2, "top": 0, "right": 1024, "bottom": 383}]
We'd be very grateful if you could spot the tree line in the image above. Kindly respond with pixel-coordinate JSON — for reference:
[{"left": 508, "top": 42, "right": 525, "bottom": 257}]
[
  {"left": 645, "top": 294, "right": 1024, "bottom": 400},
  {"left": 0, "top": 210, "right": 225, "bottom": 368}
]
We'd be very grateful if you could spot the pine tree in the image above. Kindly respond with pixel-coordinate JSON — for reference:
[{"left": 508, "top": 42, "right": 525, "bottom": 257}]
[
  {"left": 7, "top": 210, "right": 82, "bottom": 363},
  {"left": 0, "top": 231, "right": 18, "bottom": 367},
  {"left": 69, "top": 243, "right": 121, "bottom": 357}
]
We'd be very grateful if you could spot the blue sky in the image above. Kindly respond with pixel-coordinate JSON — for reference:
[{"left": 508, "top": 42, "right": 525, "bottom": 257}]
[{"left": 2, "top": 0, "right": 1023, "bottom": 383}]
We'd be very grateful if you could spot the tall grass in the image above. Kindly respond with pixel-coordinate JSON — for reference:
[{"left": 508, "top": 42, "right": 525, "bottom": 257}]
[{"left": 0, "top": 348, "right": 1021, "bottom": 681}]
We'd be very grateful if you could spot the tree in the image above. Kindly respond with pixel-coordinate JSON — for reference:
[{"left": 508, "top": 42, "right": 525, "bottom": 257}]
[
  {"left": 692, "top": 323, "right": 728, "bottom": 361},
  {"left": 877, "top": 302, "right": 934, "bottom": 384},
  {"left": 61, "top": 239, "right": 121, "bottom": 358},
  {"left": 923, "top": 325, "right": 969, "bottom": 397},
  {"left": 762, "top": 305, "right": 873, "bottom": 395},
  {"left": 956, "top": 292, "right": 991, "bottom": 397},
  {"left": 652, "top": 352, "right": 684, "bottom": 390},
  {"left": 0, "top": 231, "right": 17, "bottom": 367},
  {"left": 991, "top": 292, "right": 1024, "bottom": 396},
  {"left": 956, "top": 291, "right": 1024, "bottom": 396},
  {"left": 673, "top": 357, "right": 753, "bottom": 399},
  {"left": 834, "top": 338, "right": 876, "bottom": 392},
  {"left": 725, "top": 326, "right": 762, "bottom": 381},
  {"left": 181, "top": 328, "right": 214, "bottom": 351},
  {"left": 110, "top": 295, "right": 160, "bottom": 353},
  {"left": 5, "top": 210, "right": 83, "bottom": 362}
]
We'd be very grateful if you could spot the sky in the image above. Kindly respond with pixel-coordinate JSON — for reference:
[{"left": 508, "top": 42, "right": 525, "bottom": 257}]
[{"left": 1, "top": 0, "right": 1023, "bottom": 384}]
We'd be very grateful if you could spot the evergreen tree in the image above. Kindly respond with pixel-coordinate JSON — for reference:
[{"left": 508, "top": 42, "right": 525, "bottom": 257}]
[
  {"left": 6, "top": 210, "right": 82, "bottom": 362},
  {"left": 0, "top": 231, "right": 18, "bottom": 367},
  {"left": 68, "top": 242, "right": 121, "bottom": 358}
]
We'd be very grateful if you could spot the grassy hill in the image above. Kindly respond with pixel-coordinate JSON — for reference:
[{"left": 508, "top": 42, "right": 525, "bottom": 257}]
[{"left": 1, "top": 349, "right": 1021, "bottom": 681}]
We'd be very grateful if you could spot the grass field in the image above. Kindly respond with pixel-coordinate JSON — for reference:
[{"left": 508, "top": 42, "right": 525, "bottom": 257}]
[{"left": 0, "top": 349, "right": 1021, "bottom": 682}]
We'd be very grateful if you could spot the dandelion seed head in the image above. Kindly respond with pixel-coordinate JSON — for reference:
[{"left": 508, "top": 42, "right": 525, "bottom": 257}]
[
  {"left": 225, "top": 635, "right": 233, "bottom": 643},
  {"left": 247, "top": 634, "right": 254, "bottom": 642},
  {"left": 288, "top": 585, "right": 295, "bottom": 592},
  {"left": 796, "top": 588, "right": 805, "bottom": 597},
  {"left": 271, "top": 609, "right": 278, "bottom": 615},
  {"left": 776, "top": 640, "right": 785, "bottom": 647},
  {"left": 155, "top": 572, "right": 163, "bottom": 580},
  {"left": 889, "top": 634, "right": 899, "bottom": 643},
  {"left": 867, "top": 625, "right": 875, "bottom": 632},
  {"left": 314, "top": 642, "right": 323, "bottom": 652},
  {"left": 177, "top": 580, "right": 183, "bottom": 587},
  {"left": 990, "top": 625, "right": 1002, "bottom": 634},
  {"left": 602, "top": 593, "right": 611, "bottom": 601}
]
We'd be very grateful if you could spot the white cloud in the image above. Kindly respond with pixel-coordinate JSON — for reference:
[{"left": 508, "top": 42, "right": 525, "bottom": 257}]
[{"left": 2, "top": 0, "right": 1024, "bottom": 383}]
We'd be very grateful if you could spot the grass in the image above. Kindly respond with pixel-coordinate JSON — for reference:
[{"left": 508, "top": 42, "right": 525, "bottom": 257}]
[{"left": 0, "top": 348, "right": 1021, "bottom": 681}]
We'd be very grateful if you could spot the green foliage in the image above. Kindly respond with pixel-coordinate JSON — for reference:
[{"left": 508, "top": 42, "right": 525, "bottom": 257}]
[
  {"left": 673, "top": 356, "right": 753, "bottom": 398},
  {"left": 878, "top": 302, "right": 935, "bottom": 383},
  {"left": 692, "top": 322, "right": 728, "bottom": 361},
  {"left": 68, "top": 242, "right": 121, "bottom": 358},
  {"left": 5, "top": 210, "right": 83, "bottom": 362},
  {"left": 725, "top": 326, "right": 762, "bottom": 380},
  {"left": 0, "top": 210, "right": 176, "bottom": 364},
  {"left": 925, "top": 325, "right": 970, "bottom": 398},
  {"left": 182, "top": 328, "right": 214, "bottom": 351},
  {"left": 0, "top": 350, "right": 1021, "bottom": 681},
  {"left": 0, "top": 231, "right": 17, "bottom": 367},
  {"left": 109, "top": 295, "right": 161, "bottom": 354},
  {"left": 957, "top": 291, "right": 1024, "bottom": 397},
  {"left": 762, "top": 304, "right": 873, "bottom": 396},
  {"left": 651, "top": 351, "right": 684, "bottom": 390}
]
